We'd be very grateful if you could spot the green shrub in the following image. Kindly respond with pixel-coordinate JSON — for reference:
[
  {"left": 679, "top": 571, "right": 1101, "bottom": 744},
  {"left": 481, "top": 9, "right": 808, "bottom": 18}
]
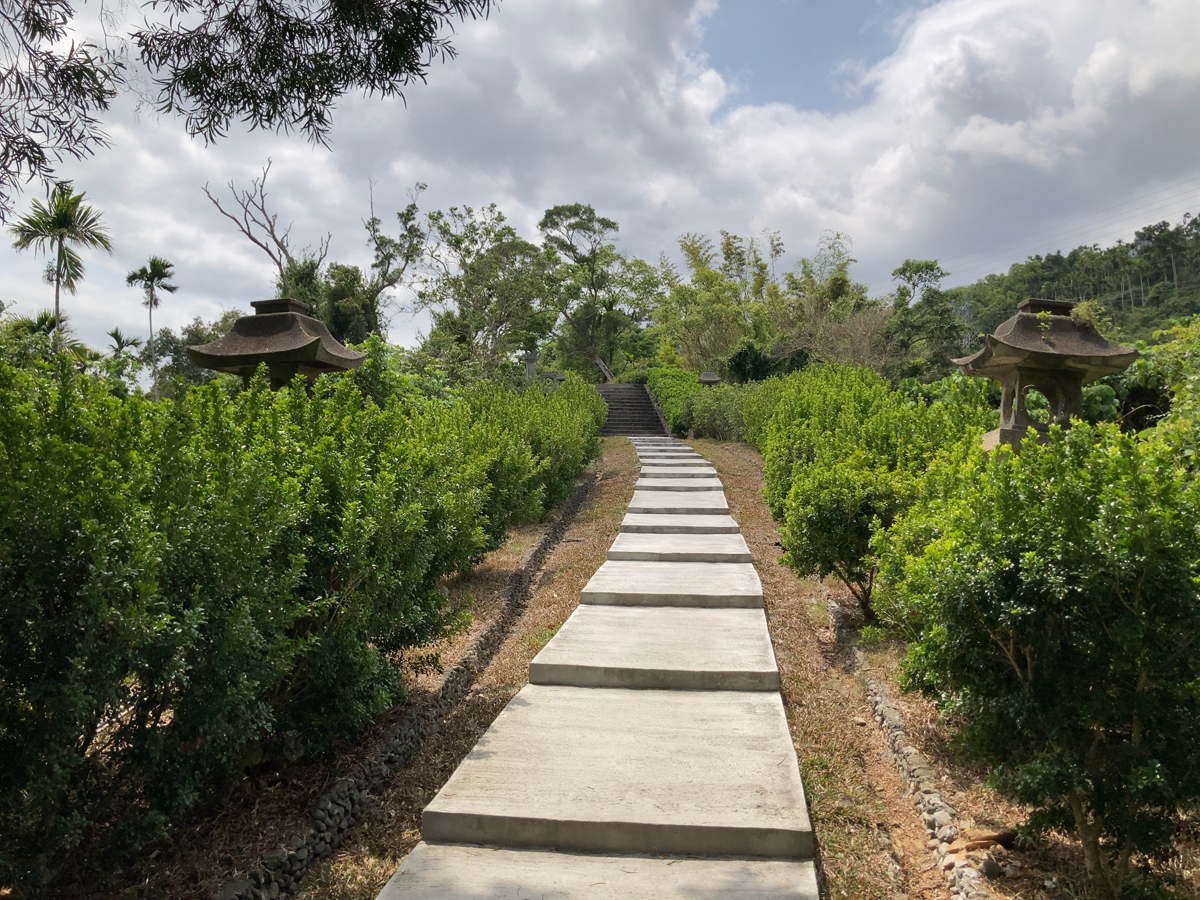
[
  {"left": 741, "top": 374, "right": 788, "bottom": 449},
  {"left": 0, "top": 352, "right": 601, "bottom": 889},
  {"left": 757, "top": 366, "right": 994, "bottom": 615},
  {"left": 884, "top": 427, "right": 1200, "bottom": 898},
  {"left": 680, "top": 383, "right": 757, "bottom": 441},
  {"left": 646, "top": 367, "right": 701, "bottom": 433}
]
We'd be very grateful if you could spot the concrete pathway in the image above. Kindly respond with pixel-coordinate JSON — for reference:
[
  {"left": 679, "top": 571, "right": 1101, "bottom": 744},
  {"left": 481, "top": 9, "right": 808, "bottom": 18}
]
[{"left": 378, "top": 437, "right": 818, "bottom": 899}]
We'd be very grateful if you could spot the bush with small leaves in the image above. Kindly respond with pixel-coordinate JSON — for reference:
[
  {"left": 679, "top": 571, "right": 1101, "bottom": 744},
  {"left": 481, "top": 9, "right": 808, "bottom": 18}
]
[{"left": 885, "top": 427, "right": 1200, "bottom": 899}]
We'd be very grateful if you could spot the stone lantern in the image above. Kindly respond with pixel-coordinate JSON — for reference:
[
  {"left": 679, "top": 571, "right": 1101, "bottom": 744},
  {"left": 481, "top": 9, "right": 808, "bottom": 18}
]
[
  {"left": 953, "top": 298, "right": 1136, "bottom": 451},
  {"left": 187, "top": 298, "right": 367, "bottom": 390},
  {"left": 697, "top": 370, "right": 721, "bottom": 386}
]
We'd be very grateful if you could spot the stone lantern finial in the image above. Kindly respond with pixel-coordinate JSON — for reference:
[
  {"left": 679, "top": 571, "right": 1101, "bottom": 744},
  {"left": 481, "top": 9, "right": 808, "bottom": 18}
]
[{"left": 953, "top": 298, "right": 1136, "bottom": 452}]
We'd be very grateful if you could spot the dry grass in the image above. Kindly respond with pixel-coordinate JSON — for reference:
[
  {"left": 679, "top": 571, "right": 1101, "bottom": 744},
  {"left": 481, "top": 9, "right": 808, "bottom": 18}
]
[
  {"left": 693, "top": 439, "right": 947, "bottom": 900},
  {"left": 300, "top": 436, "right": 638, "bottom": 899}
]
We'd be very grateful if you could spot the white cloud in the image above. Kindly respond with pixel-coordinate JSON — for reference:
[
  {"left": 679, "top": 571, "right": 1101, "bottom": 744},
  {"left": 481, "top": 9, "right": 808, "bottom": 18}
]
[{"left": 4, "top": 0, "right": 1200, "bottom": 348}]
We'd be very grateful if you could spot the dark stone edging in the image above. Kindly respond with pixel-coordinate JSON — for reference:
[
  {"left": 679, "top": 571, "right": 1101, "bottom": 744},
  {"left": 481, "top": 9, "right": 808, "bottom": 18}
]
[
  {"left": 212, "top": 468, "right": 598, "bottom": 900},
  {"left": 827, "top": 599, "right": 999, "bottom": 900},
  {"left": 643, "top": 384, "right": 672, "bottom": 436}
]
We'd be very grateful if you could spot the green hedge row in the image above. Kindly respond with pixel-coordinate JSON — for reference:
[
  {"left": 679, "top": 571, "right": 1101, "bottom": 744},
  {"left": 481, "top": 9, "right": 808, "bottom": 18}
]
[
  {"left": 645, "top": 367, "right": 701, "bottom": 433},
  {"left": 645, "top": 367, "right": 761, "bottom": 440},
  {"left": 0, "top": 350, "right": 604, "bottom": 888},
  {"left": 752, "top": 353, "right": 1200, "bottom": 898}
]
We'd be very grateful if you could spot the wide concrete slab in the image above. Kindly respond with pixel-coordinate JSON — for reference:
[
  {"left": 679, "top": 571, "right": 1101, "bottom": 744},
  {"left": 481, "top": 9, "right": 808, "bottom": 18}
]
[
  {"left": 639, "top": 458, "right": 713, "bottom": 467},
  {"left": 529, "top": 605, "right": 778, "bottom": 690},
  {"left": 421, "top": 685, "right": 812, "bottom": 858},
  {"left": 380, "top": 843, "right": 819, "bottom": 900},
  {"left": 627, "top": 491, "right": 729, "bottom": 514},
  {"left": 634, "top": 477, "right": 725, "bottom": 492},
  {"left": 580, "top": 560, "right": 762, "bottom": 607},
  {"left": 621, "top": 513, "right": 741, "bottom": 533},
  {"left": 607, "top": 532, "right": 751, "bottom": 563},
  {"left": 638, "top": 450, "right": 702, "bottom": 457},
  {"left": 638, "top": 465, "right": 717, "bottom": 477}
]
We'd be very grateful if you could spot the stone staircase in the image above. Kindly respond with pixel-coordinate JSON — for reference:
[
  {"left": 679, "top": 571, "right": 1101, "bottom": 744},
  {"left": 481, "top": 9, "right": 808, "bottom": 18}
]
[
  {"left": 596, "top": 383, "right": 668, "bottom": 436},
  {"left": 378, "top": 437, "right": 816, "bottom": 899}
]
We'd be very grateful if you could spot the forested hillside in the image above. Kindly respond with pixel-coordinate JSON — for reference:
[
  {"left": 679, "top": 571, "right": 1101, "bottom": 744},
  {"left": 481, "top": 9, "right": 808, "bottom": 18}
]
[{"left": 948, "top": 215, "right": 1200, "bottom": 345}]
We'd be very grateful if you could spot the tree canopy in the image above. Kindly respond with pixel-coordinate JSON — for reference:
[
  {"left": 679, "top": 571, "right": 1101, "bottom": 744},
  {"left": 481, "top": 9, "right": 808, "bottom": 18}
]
[{"left": 0, "top": 0, "right": 492, "bottom": 219}]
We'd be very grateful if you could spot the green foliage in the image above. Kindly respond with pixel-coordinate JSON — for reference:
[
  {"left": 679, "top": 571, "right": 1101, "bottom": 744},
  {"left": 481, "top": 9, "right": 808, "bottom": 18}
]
[
  {"left": 883, "top": 427, "right": 1200, "bottom": 898},
  {"left": 645, "top": 366, "right": 701, "bottom": 434},
  {"left": 419, "top": 204, "right": 556, "bottom": 376},
  {"left": 680, "top": 382, "right": 760, "bottom": 441},
  {"left": 0, "top": 348, "right": 601, "bottom": 889},
  {"left": 142, "top": 310, "right": 243, "bottom": 399},
  {"left": 755, "top": 366, "right": 994, "bottom": 616},
  {"left": 946, "top": 217, "right": 1200, "bottom": 346}
]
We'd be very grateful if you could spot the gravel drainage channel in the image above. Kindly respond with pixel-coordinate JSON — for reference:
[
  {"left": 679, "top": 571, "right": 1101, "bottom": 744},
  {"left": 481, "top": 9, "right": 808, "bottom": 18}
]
[{"left": 827, "top": 597, "right": 1012, "bottom": 900}]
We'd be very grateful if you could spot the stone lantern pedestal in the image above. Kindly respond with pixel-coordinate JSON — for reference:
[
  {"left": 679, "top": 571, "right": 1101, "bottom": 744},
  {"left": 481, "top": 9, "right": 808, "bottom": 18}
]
[{"left": 953, "top": 299, "right": 1136, "bottom": 452}]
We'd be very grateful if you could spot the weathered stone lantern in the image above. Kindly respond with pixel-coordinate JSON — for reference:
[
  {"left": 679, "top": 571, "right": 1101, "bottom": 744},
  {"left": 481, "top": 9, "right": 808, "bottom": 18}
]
[
  {"left": 953, "top": 298, "right": 1136, "bottom": 451},
  {"left": 697, "top": 370, "right": 721, "bottom": 386},
  {"left": 187, "top": 298, "right": 366, "bottom": 390}
]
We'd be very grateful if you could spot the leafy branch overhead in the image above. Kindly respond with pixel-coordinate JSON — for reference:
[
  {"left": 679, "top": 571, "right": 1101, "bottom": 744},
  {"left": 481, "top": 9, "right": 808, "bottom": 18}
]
[{"left": 0, "top": 0, "right": 491, "bottom": 218}]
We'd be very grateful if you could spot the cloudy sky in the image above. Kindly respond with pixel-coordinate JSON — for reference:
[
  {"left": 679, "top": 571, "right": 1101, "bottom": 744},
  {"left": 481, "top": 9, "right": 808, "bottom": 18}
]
[{"left": 6, "top": 0, "right": 1200, "bottom": 349}]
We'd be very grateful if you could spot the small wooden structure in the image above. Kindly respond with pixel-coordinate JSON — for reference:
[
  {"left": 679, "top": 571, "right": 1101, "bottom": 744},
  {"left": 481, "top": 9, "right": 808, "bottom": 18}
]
[
  {"left": 187, "top": 298, "right": 366, "bottom": 389},
  {"left": 953, "top": 298, "right": 1136, "bottom": 451}
]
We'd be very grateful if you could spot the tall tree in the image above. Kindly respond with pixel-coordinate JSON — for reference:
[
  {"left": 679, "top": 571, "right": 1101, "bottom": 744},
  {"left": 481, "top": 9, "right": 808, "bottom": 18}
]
[
  {"left": 538, "top": 204, "right": 627, "bottom": 381},
  {"left": 416, "top": 204, "right": 554, "bottom": 375},
  {"left": 9, "top": 183, "right": 112, "bottom": 339},
  {"left": 126, "top": 257, "right": 178, "bottom": 397},
  {"left": 1, "top": 0, "right": 492, "bottom": 219}
]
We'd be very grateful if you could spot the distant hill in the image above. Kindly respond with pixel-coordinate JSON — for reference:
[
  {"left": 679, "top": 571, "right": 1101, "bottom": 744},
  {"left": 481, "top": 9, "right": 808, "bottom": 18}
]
[{"left": 945, "top": 216, "right": 1200, "bottom": 346}]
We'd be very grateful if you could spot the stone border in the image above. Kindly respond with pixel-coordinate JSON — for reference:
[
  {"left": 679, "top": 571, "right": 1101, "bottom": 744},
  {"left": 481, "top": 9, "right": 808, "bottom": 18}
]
[
  {"left": 643, "top": 383, "right": 673, "bottom": 436},
  {"left": 213, "top": 468, "right": 598, "bottom": 900},
  {"left": 827, "top": 599, "right": 1003, "bottom": 900}
]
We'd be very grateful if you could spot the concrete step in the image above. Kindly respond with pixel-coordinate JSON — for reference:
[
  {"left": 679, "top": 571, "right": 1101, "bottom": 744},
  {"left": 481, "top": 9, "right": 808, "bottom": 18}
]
[
  {"left": 634, "top": 477, "right": 725, "bottom": 492},
  {"left": 638, "top": 466, "right": 717, "bottom": 478},
  {"left": 529, "top": 605, "right": 778, "bottom": 690},
  {"left": 628, "top": 491, "right": 729, "bottom": 515},
  {"left": 381, "top": 844, "right": 819, "bottom": 900},
  {"left": 420, "top": 685, "right": 813, "bottom": 858},
  {"left": 580, "top": 560, "right": 762, "bottom": 607},
  {"left": 639, "top": 458, "right": 712, "bottom": 467},
  {"left": 607, "top": 532, "right": 751, "bottom": 562},
  {"left": 638, "top": 450, "right": 701, "bottom": 457},
  {"left": 621, "top": 513, "right": 741, "bottom": 534}
]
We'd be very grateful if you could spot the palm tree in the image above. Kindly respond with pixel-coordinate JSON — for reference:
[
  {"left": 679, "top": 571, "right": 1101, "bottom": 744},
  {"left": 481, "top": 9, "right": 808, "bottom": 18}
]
[
  {"left": 8, "top": 184, "right": 113, "bottom": 341},
  {"left": 125, "top": 256, "right": 177, "bottom": 397},
  {"left": 107, "top": 327, "right": 143, "bottom": 355}
]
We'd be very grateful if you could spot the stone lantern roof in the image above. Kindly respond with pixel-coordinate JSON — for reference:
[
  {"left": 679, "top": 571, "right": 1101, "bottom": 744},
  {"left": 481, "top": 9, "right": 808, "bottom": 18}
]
[
  {"left": 187, "top": 298, "right": 366, "bottom": 389},
  {"left": 953, "top": 298, "right": 1136, "bottom": 451},
  {"left": 953, "top": 298, "right": 1137, "bottom": 382}
]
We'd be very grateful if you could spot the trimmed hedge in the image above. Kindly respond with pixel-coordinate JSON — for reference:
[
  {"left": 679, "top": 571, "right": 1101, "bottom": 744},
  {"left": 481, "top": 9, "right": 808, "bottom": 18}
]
[
  {"left": 751, "top": 366, "right": 995, "bottom": 615},
  {"left": 645, "top": 367, "right": 701, "bottom": 433},
  {"left": 878, "top": 426, "right": 1200, "bottom": 897},
  {"left": 0, "top": 352, "right": 603, "bottom": 888}
]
